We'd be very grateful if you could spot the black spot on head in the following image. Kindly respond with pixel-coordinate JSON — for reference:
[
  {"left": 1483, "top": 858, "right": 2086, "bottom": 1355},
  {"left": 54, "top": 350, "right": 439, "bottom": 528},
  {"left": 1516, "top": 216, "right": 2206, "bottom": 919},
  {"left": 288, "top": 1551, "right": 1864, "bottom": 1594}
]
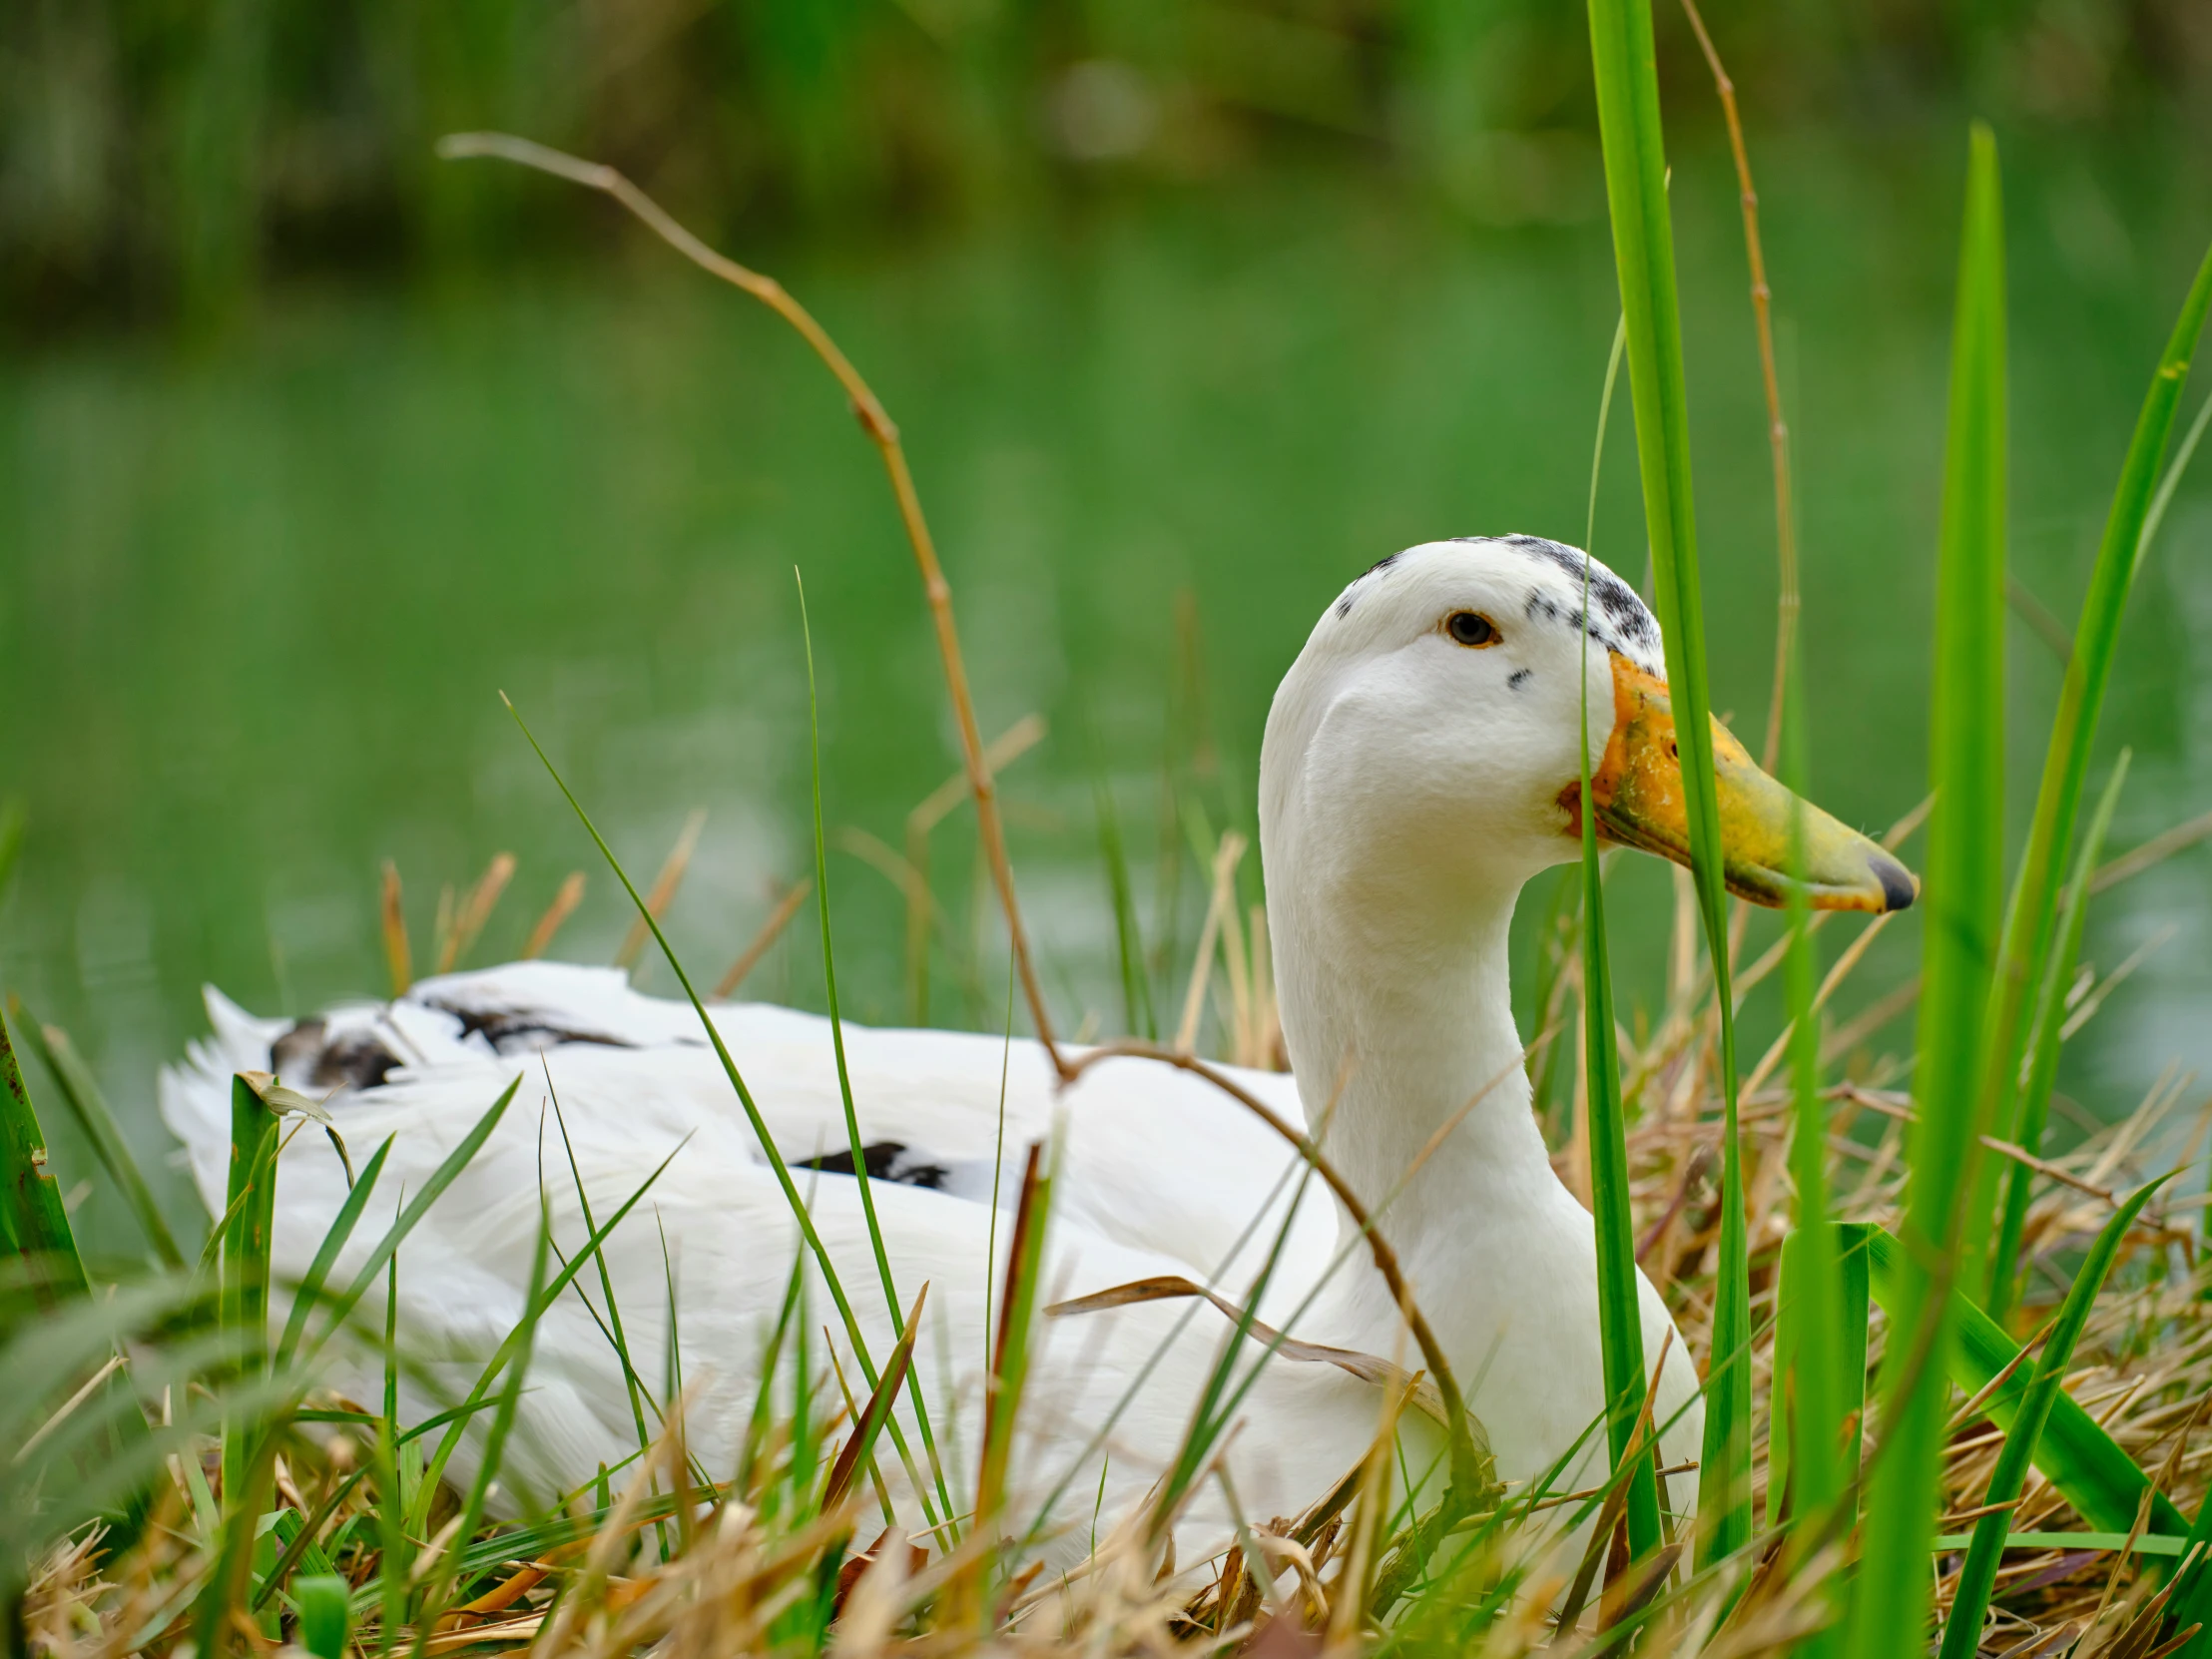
[
  {"left": 1499, "top": 536, "right": 1661, "bottom": 658},
  {"left": 1338, "top": 547, "right": 1408, "bottom": 618},
  {"left": 1507, "top": 668, "right": 1532, "bottom": 691},
  {"left": 1502, "top": 535, "right": 1590, "bottom": 586},
  {"left": 796, "top": 1140, "right": 951, "bottom": 1190}
]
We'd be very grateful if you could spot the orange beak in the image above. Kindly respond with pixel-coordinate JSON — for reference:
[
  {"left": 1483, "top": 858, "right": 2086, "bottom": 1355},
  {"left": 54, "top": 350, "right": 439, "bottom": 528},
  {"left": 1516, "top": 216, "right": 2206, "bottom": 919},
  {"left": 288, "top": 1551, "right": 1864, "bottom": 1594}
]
[{"left": 1570, "top": 656, "right": 1917, "bottom": 914}]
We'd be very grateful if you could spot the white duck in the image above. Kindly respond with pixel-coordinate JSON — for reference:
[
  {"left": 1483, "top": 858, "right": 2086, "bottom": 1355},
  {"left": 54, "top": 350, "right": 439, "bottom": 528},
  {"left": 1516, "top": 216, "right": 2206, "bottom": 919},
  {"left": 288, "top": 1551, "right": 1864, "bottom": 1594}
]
[{"left": 163, "top": 536, "right": 1913, "bottom": 1573}]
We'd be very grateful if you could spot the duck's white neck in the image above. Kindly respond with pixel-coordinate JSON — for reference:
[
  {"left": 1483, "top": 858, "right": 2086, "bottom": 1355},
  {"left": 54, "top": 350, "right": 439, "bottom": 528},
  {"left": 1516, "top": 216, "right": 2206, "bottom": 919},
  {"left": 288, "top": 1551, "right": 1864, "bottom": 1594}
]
[{"left": 1267, "top": 849, "right": 1561, "bottom": 1270}]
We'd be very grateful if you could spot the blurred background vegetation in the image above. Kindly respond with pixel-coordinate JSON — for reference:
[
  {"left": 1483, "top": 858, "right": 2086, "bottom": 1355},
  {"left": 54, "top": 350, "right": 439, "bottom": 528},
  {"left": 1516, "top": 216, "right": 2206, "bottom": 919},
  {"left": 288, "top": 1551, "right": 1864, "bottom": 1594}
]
[
  {"left": 5, "top": 0, "right": 2212, "bottom": 1256},
  {"left": 4, "top": 0, "right": 2208, "bottom": 326}
]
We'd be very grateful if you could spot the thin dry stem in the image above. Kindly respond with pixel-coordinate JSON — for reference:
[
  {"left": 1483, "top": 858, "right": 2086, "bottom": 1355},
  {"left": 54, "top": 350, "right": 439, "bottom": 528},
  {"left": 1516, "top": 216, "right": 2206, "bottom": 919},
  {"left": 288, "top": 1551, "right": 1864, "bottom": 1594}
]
[
  {"left": 712, "top": 878, "right": 815, "bottom": 1000},
  {"left": 437, "top": 132, "right": 1063, "bottom": 1071},
  {"left": 521, "top": 871, "right": 587, "bottom": 960},
  {"left": 614, "top": 807, "right": 707, "bottom": 972},
  {"left": 1674, "top": 0, "right": 1795, "bottom": 777}
]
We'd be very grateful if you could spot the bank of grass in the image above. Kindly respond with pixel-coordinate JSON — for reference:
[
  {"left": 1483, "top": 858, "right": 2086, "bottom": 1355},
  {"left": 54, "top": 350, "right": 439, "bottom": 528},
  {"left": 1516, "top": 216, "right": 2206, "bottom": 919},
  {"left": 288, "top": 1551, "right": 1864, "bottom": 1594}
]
[{"left": 9, "top": 0, "right": 2212, "bottom": 1649}]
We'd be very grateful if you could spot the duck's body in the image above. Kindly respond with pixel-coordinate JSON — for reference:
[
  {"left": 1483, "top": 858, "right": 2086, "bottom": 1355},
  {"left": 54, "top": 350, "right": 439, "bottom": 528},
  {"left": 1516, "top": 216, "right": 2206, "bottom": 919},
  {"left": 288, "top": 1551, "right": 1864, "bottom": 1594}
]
[{"left": 163, "top": 536, "right": 1910, "bottom": 1573}]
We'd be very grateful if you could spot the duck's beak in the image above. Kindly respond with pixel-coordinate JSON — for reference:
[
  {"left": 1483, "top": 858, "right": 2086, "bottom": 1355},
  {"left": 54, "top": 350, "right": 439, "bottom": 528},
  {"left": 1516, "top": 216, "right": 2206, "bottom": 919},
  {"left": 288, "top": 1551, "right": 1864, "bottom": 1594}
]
[{"left": 1571, "top": 655, "right": 1917, "bottom": 913}]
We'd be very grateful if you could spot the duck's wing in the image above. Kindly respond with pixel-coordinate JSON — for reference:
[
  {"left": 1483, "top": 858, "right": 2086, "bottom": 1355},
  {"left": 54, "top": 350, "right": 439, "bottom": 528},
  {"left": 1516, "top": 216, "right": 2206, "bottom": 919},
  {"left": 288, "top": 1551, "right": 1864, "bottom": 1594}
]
[
  {"left": 162, "top": 962, "right": 1338, "bottom": 1321},
  {"left": 161, "top": 999, "right": 1376, "bottom": 1561}
]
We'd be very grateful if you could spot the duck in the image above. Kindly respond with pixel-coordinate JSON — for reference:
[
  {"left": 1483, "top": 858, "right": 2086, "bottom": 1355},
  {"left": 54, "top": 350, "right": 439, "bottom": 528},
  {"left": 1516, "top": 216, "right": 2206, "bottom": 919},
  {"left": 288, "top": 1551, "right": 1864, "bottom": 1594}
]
[{"left": 162, "top": 535, "right": 1914, "bottom": 1579}]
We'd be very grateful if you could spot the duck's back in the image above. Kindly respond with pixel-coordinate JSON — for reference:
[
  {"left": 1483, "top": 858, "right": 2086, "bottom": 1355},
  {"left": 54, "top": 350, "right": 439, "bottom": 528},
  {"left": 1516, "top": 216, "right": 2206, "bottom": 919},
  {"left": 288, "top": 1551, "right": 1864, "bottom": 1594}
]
[{"left": 160, "top": 962, "right": 1368, "bottom": 1553}]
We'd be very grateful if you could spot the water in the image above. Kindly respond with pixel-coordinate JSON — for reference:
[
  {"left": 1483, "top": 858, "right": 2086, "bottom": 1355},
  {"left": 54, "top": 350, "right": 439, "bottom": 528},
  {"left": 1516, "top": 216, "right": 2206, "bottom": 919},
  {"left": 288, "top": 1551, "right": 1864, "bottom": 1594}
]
[{"left": 6, "top": 131, "right": 2210, "bottom": 1254}]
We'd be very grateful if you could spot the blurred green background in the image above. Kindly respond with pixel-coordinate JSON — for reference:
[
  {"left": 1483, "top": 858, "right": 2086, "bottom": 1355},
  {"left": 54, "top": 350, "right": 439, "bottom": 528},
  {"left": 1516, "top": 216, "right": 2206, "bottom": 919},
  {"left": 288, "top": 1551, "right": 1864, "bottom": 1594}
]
[{"left": 3, "top": 0, "right": 2210, "bottom": 1254}]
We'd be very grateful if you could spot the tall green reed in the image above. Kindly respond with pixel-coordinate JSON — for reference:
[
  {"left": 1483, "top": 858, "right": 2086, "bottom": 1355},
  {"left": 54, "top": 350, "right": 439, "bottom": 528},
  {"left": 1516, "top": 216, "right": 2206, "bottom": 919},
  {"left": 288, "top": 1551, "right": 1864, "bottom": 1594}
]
[
  {"left": 1989, "top": 752, "right": 2131, "bottom": 1321},
  {"left": 0, "top": 1005, "right": 91, "bottom": 1305},
  {"left": 1584, "top": 0, "right": 1751, "bottom": 1559},
  {"left": 1574, "top": 308, "right": 1661, "bottom": 1562},
  {"left": 1775, "top": 627, "right": 1852, "bottom": 1637},
  {"left": 12, "top": 1011, "right": 185, "bottom": 1271},
  {"left": 1976, "top": 239, "right": 2212, "bottom": 1314},
  {"left": 1851, "top": 123, "right": 2009, "bottom": 1659}
]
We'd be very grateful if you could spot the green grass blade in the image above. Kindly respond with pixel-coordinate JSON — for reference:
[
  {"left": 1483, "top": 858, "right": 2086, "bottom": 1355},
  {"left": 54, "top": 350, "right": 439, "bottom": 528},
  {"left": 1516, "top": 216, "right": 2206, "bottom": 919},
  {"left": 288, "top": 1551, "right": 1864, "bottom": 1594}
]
[
  {"left": 795, "top": 577, "right": 952, "bottom": 1532},
  {"left": 0, "top": 801, "right": 24, "bottom": 909},
  {"left": 410, "top": 1138, "right": 686, "bottom": 1514},
  {"left": 1151, "top": 1161, "right": 1333, "bottom": 1533},
  {"left": 1776, "top": 648, "right": 1850, "bottom": 1602},
  {"left": 294, "top": 1574, "right": 351, "bottom": 1659},
  {"left": 2174, "top": 1489, "right": 2212, "bottom": 1658},
  {"left": 2142, "top": 383, "right": 2212, "bottom": 558},
  {"left": 741, "top": 1248, "right": 808, "bottom": 1495},
  {"left": 969, "top": 1139, "right": 1053, "bottom": 1613},
  {"left": 220, "top": 1076, "right": 279, "bottom": 1509},
  {"left": 306, "top": 1080, "right": 519, "bottom": 1363},
  {"left": 1094, "top": 770, "right": 1155, "bottom": 1041},
  {"left": 1853, "top": 125, "right": 2010, "bottom": 1659},
  {"left": 1938, "top": 1176, "right": 2168, "bottom": 1659},
  {"left": 1988, "top": 752, "right": 2131, "bottom": 1317},
  {"left": 1577, "top": 559, "right": 1661, "bottom": 1561},
  {"left": 1973, "top": 238, "right": 2212, "bottom": 1303},
  {"left": 12, "top": 1009, "right": 186, "bottom": 1270},
  {"left": 411, "top": 1198, "right": 551, "bottom": 1640},
  {"left": 502, "top": 693, "right": 931, "bottom": 1496},
  {"left": 1865, "top": 1225, "right": 2187, "bottom": 1538},
  {"left": 274, "top": 1134, "right": 393, "bottom": 1372},
  {"left": 1584, "top": 0, "right": 1749, "bottom": 1558},
  {"left": 545, "top": 1081, "right": 660, "bottom": 1498},
  {"left": 0, "top": 1003, "right": 91, "bottom": 1305},
  {"left": 375, "top": 1252, "right": 406, "bottom": 1656}
]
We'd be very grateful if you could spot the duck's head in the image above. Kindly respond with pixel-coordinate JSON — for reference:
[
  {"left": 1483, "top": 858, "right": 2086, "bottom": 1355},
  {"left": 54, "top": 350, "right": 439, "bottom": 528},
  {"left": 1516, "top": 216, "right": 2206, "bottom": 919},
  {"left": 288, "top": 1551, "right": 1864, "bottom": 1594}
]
[{"left": 1259, "top": 537, "right": 1917, "bottom": 926}]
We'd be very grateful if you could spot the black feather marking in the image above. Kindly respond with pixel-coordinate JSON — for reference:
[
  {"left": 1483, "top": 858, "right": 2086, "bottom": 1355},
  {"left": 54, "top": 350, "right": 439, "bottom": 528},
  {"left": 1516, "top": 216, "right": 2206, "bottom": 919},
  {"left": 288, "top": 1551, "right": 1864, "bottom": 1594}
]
[
  {"left": 272, "top": 1019, "right": 401, "bottom": 1093},
  {"left": 1503, "top": 537, "right": 1660, "bottom": 659},
  {"left": 416, "top": 995, "right": 643, "bottom": 1057},
  {"left": 795, "top": 1140, "right": 951, "bottom": 1190},
  {"left": 1507, "top": 668, "right": 1532, "bottom": 691},
  {"left": 1337, "top": 547, "right": 1407, "bottom": 618}
]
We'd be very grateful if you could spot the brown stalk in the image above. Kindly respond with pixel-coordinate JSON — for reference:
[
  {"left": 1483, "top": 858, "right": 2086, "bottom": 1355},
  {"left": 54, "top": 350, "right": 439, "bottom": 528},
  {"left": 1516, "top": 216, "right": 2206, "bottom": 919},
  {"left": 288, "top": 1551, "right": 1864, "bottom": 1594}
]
[
  {"left": 901, "top": 715, "right": 1046, "bottom": 1023},
  {"left": 379, "top": 859, "right": 412, "bottom": 995},
  {"left": 437, "top": 132, "right": 1062, "bottom": 1072},
  {"left": 614, "top": 807, "right": 707, "bottom": 972},
  {"left": 439, "top": 851, "right": 517, "bottom": 974},
  {"left": 520, "top": 870, "right": 586, "bottom": 960},
  {"left": 1675, "top": 0, "right": 1795, "bottom": 778},
  {"left": 710, "top": 878, "right": 814, "bottom": 1000},
  {"left": 1056, "top": 1040, "right": 1490, "bottom": 1509},
  {"left": 2092, "top": 805, "right": 2212, "bottom": 895}
]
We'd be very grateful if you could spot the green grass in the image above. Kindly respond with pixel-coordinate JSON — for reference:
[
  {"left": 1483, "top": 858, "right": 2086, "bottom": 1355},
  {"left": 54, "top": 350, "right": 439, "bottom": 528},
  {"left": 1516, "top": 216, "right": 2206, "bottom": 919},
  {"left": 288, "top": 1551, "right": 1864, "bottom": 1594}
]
[
  {"left": 1850, "top": 123, "right": 2010, "bottom": 1659},
  {"left": 1979, "top": 239, "right": 2212, "bottom": 1313},
  {"left": 1575, "top": 321, "right": 1663, "bottom": 1564},
  {"left": 1988, "top": 753, "right": 2132, "bottom": 1323}
]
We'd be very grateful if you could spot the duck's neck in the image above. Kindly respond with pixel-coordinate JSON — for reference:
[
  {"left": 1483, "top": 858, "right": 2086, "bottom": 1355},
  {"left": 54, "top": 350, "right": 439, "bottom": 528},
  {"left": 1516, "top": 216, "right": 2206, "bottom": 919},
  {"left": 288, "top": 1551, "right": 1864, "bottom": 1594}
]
[{"left": 1269, "top": 859, "right": 1560, "bottom": 1259}]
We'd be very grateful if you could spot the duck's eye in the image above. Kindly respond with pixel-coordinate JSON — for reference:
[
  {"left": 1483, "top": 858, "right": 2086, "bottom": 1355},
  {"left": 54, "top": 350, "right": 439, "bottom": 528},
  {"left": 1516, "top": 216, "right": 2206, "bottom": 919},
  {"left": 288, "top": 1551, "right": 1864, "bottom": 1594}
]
[{"left": 1445, "top": 611, "right": 1498, "bottom": 648}]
